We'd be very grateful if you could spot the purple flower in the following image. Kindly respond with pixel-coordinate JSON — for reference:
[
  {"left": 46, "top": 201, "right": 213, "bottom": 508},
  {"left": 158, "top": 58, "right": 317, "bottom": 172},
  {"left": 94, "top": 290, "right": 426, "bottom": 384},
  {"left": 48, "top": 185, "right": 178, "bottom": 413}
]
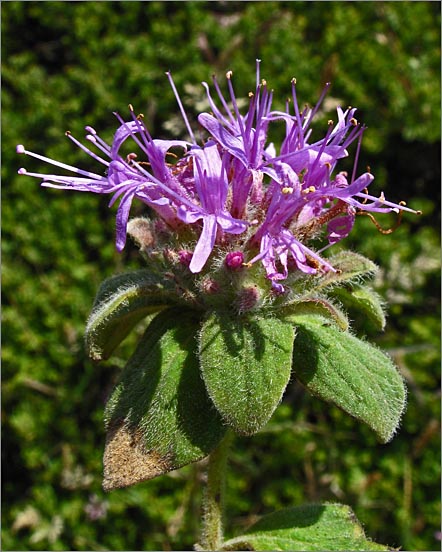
[
  {"left": 17, "top": 63, "right": 418, "bottom": 291},
  {"left": 198, "top": 61, "right": 277, "bottom": 218},
  {"left": 16, "top": 117, "right": 190, "bottom": 251},
  {"left": 177, "top": 143, "right": 248, "bottom": 273}
]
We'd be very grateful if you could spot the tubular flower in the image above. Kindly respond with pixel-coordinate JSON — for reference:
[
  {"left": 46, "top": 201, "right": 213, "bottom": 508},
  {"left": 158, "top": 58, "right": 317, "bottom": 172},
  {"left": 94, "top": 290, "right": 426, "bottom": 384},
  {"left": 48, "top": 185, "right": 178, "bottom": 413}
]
[{"left": 17, "top": 61, "right": 418, "bottom": 293}]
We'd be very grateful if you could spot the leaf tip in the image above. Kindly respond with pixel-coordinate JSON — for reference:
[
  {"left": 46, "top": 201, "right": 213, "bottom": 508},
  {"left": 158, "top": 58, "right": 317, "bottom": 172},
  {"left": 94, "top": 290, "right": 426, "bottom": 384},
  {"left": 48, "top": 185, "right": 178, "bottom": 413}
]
[{"left": 103, "top": 422, "right": 172, "bottom": 490}]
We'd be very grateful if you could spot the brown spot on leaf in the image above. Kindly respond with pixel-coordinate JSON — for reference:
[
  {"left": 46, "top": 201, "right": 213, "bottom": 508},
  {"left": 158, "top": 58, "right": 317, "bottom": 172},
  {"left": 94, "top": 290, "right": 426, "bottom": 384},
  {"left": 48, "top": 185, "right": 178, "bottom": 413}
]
[{"left": 103, "top": 422, "right": 171, "bottom": 491}]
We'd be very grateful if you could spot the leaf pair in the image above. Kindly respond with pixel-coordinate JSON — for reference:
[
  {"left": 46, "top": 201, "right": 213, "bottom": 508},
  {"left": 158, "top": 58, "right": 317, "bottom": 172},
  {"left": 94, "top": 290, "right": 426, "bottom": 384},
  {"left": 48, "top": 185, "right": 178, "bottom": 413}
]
[
  {"left": 102, "top": 307, "right": 226, "bottom": 490},
  {"left": 102, "top": 308, "right": 295, "bottom": 490}
]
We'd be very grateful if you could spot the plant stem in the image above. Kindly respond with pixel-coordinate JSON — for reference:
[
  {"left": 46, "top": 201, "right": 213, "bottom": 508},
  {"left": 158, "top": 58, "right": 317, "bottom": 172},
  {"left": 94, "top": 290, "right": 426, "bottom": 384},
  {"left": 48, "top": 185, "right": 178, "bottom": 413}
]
[{"left": 199, "top": 431, "right": 233, "bottom": 551}]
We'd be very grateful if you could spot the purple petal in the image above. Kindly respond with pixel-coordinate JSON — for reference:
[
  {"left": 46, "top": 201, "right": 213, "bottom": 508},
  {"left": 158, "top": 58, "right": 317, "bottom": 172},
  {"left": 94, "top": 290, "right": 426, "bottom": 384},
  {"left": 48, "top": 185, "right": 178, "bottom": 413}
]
[
  {"left": 115, "top": 190, "right": 136, "bottom": 251},
  {"left": 189, "top": 214, "right": 217, "bottom": 273}
]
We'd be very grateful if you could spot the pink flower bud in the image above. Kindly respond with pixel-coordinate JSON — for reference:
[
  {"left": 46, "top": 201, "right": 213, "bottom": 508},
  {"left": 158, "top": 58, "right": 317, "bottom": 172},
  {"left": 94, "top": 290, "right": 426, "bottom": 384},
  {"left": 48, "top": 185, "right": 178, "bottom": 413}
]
[{"left": 225, "top": 251, "right": 244, "bottom": 270}]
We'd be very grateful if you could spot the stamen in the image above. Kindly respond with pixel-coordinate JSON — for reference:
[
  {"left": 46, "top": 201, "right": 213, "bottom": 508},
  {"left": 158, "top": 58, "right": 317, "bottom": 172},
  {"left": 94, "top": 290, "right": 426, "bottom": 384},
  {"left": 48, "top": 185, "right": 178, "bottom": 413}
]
[
  {"left": 15, "top": 145, "right": 104, "bottom": 179},
  {"left": 350, "top": 128, "right": 364, "bottom": 184},
  {"left": 65, "top": 131, "right": 110, "bottom": 166},
  {"left": 165, "top": 71, "right": 196, "bottom": 144},
  {"left": 356, "top": 209, "right": 404, "bottom": 234},
  {"left": 360, "top": 187, "right": 369, "bottom": 204}
]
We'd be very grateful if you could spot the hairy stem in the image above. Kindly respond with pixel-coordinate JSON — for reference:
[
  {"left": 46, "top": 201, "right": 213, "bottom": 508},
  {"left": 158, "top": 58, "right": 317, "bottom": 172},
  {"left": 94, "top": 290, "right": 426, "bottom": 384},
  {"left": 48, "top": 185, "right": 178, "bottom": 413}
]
[{"left": 199, "top": 431, "right": 233, "bottom": 551}]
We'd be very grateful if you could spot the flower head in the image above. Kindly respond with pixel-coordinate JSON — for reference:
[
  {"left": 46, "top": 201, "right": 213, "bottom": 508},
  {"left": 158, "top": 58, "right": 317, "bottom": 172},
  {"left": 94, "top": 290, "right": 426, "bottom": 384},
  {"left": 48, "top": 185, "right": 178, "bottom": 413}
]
[{"left": 17, "top": 61, "right": 418, "bottom": 298}]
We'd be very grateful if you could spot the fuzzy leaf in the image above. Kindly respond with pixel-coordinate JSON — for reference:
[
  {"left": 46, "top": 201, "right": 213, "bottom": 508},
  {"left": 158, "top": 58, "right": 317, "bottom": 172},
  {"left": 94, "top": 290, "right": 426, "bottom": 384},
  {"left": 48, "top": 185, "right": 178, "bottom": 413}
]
[
  {"left": 291, "top": 315, "right": 406, "bottom": 442},
  {"left": 199, "top": 311, "right": 294, "bottom": 435},
  {"left": 221, "top": 503, "right": 388, "bottom": 551},
  {"left": 280, "top": 298, "right": 349, "bottom": 331},
  {"left": 331, "top": 285, "right": 386, "bottom": 330},
  {"left": 312, "top": 250, "right": 378, "bottom": 292},
  {"left": 103, "top": 307, "right": 226, "bottom": 490},
  {"left": 86, "top": 270, "right": 177, "bottom": 360}
]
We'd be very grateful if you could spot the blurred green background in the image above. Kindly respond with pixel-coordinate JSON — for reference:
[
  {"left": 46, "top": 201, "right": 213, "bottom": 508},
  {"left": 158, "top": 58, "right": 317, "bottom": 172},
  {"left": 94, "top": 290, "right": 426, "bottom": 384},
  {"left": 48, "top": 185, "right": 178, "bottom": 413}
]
[{"left": 2, "top": 2, "right": 440, "bottom": 550}]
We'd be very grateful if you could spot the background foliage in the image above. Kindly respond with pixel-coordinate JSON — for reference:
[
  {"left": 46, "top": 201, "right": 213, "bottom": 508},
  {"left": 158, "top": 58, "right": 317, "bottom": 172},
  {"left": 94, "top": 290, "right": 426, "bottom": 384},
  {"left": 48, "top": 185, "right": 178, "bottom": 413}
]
[{"left": 2, "top": 2, "right": 440, "bottom": 550}]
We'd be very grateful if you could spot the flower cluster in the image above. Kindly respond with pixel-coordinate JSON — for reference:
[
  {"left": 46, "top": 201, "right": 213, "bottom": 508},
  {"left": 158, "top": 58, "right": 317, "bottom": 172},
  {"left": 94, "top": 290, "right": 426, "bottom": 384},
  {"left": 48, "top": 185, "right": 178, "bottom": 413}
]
[{"left": 17, "top": 61, "right": 417, "bottom": 295}]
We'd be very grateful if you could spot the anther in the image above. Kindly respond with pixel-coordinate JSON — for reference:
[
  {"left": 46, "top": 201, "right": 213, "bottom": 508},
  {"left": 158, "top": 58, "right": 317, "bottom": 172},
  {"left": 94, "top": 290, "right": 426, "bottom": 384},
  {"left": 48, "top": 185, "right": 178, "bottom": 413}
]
[
  {"left": 128, "top": 104, "right": 134, "bottom": 111},
  {"left": 65, "top": 131, "right": 71, "bottom": 136},
  {"left": 350, "top": 117, "right": 358, "bottom": 126},
  {"left": 226, "top": 70, "right": 233, "bottom": 79},
  {"left": 18, "top": 168, "right": 27, "bottom": 174},
  {"left": 328, "top": 120, "right": 334, "bottom": 125},
  {"left": 291, "top": 77, "right": 297, "bottom": 84},
  {"left": 16, "top": 145, "right": 25, "bottom": 154},
  {"left": 282, "top": 187, "right": 293, "bottom": 194}
]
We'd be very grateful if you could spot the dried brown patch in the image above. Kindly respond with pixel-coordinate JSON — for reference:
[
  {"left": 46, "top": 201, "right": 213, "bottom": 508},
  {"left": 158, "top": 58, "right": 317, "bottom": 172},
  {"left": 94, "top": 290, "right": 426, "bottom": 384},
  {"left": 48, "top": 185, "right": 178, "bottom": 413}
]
[{"left": 103, "top": 422, "right": 171, "bottom": 491}]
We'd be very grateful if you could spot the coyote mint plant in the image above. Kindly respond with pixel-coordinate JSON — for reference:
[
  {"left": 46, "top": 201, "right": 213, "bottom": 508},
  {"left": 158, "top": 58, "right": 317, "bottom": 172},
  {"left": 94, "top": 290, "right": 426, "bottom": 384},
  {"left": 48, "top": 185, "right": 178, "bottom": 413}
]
[{"left": 17, "top": 61, "right": 419, "bottom": 551}]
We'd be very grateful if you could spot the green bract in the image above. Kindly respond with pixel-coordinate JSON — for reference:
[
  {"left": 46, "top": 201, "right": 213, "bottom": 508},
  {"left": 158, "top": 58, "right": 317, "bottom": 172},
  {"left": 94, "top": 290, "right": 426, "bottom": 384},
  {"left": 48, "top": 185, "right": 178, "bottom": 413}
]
[
  {"left": 103, "top": 307, "right": 226, "bottom": 490},
  {"left": 199, "top": 311, "right": 294, "bottom": 435},
  {"left": 85, "top": 270, "right": 178, "bottom": 360},
  {"left": 290, "top": 314, "right": 406, "bottom": 443}
]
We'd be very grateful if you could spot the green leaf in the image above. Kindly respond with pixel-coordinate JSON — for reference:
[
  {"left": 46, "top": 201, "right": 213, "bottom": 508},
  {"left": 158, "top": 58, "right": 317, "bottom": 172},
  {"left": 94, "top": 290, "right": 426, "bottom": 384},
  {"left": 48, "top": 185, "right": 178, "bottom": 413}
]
[
  {"left": 311, "top": 250, "right": 378, "bottom": 292},
  {"left": 199, "top": 312, "right": 295, "bottom": 435},
  {"left": 280, "top": 297, "right": 349, "bottom": 331},
  {"left": 103, "top": 307, "right": 226, "bottom": 490},
  {"left": 291, "top": 315, "right": 406, "bottom": 442},
  {"left": 331, "top": 285, "right": 387, "bottom": 330},
  {"left": 221, "top": 503, "right": 389, "bottom": 551},
  {"left": 85, "top": 270, "right": 178, "bottom": 360}
]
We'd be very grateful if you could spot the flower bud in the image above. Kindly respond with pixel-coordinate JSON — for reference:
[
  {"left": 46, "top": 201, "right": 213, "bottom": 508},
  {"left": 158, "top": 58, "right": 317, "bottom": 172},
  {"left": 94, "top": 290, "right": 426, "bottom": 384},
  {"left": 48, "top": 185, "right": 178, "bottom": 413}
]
[
  {"left": 201, "top": 278, "right": 220, "bottom": 295},
  {"left": 225, "top": 251, "right": 244, "bottom": 270}
]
